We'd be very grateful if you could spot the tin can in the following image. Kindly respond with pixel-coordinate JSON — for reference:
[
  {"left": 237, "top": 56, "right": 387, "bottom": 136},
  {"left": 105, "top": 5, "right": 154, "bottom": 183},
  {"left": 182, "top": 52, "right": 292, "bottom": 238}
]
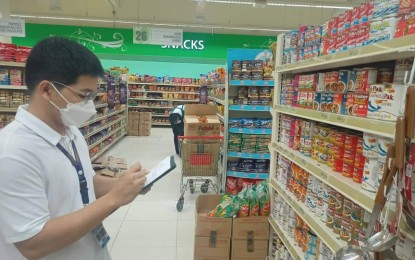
[
  {"left": 342, "top": 198, "right": 353, "bottom": 219},
  {"left": 333, "top": 158, "right": 344, "bottom": 173},
  {"left": 377, "top": 68, "right": 394, "bottom": 84},
  {"left": 343, "top": 149, "right": 357, "bottom": 164},
  {"left": 354, "top": 153, "right": 366, "bottom": 168},
  {"left": 351, "top": 202, "right": 363, "bottom": 227},
  {"left": 319, "top": 182, "right": 331, "bottom": 202},
  {"left": 335, "top": 192, "right": 345, "bottom": 214},
  {"left": 363, "top": 132, "right": 378, "bottom": 158},
  {"left": 362, "top": 158, "right": 381, "bottom": 193},
  {"left": 345, "top": 134, "right": 359, "bottom": 149},
  {"left": 333, "top": 212, "right": 343, "bottom": 234},
  {"left": 355, "top": 68, "right": 378, "bottom": 93},
  {"left": 326, "top": 207, "right": 334, "bottom": 228},
  {"left": 340, "top": 217, "right": 352, "bottom": 242},
  {"left": 353, "top": 167, "right": 364, "bottom": 183}
]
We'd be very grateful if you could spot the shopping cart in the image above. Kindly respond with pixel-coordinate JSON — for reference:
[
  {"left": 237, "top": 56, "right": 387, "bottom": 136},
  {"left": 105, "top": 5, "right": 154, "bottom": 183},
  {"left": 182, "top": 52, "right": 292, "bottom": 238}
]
[{"left": 176, "top": 136, "right": 224, "bottom": 212}]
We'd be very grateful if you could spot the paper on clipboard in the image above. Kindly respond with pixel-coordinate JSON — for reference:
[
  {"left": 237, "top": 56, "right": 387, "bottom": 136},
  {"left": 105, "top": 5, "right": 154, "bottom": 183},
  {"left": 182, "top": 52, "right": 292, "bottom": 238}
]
[{"left": 144, "top": 156, "right": 176, "bottom": 187}]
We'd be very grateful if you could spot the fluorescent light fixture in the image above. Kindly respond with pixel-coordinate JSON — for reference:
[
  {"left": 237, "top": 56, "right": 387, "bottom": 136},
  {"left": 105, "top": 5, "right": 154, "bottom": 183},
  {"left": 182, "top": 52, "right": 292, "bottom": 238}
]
[
  {"left": 200, "top": 0, "right": 353, "bottom": 10},
  {"left": 10, "top": 14, "right": 289, "bottom": 32}
]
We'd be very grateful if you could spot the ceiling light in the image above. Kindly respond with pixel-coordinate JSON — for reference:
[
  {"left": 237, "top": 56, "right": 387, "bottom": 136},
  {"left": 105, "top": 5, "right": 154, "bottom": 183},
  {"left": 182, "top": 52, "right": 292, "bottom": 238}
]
[
  {"left": 200, "top": 0, "right": 353, "bottom": 10},
  {"left": 10, "top": 14, "right": 289, "bottom": 32},
  {"left": 253, "top": 0, "right": 267, "bottom": 8}
]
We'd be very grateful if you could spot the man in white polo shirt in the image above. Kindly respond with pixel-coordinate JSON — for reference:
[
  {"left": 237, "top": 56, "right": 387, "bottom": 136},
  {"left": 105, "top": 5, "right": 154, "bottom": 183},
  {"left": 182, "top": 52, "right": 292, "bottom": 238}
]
[{"left": 0, "top": 37, "right": 149, "bottom": 259}]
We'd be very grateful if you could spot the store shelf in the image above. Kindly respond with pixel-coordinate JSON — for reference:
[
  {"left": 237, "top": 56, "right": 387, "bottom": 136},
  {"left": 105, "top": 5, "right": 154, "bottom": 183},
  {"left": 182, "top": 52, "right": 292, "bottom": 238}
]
[
  {"left": 229, "top": 127, "right": 272, "bottom": 135},
  {"left": 84, "top": 116, "right": 127, "bottom": 138},
  {"left": 129, "top": 105, "right": 173, "bottom": 109},
  {"left": 228, "top": 151, "right": 270, "bottom": 159},
  {"left": 90, "top": 132, "right": 126, "bottom": 162},
  {"left": 94, "top": 103, "right": 108, "bottom": 109},
  {"left": 152, "top": 123, "right": 170, "bottom": 126},
  {"left": 81, "top": 108, "right": 127, "bottom": 127},
  {"left": 88, "top": 123, "right": 127, "bottom": 149},
  {"left": 268, "top": 217, "right": 303, "bottom": 260},
  {"left": 0, "top": 61, "right": 26, "bottom": 67},
  {"left": 127, "top": 82, "right": 200, "bottom": 87},
  {"left": 217, "top": 113, "right": 224, "bottom": 123},
  {"left": 271, "top": 177, "right": 346, "bottom": 253},
  {"left": 130, "top": 90, "right": 199, "bottom": 95},
  {"left": 207, "top": 84, "right": 226, "bottom": 88},
  {"left": 274, "top": 105, "right": 395, "bottom": 138},
  {"left": 276, "top": 34, "right": 415, "bottom": 74},
  {"left": 230, "top": 105, "right": 270, "bottom": 112},
  {"left": 0, "top": 85, "right": 27, "bottom": 90},
  {"left": 227, "top": 171, "right": 269, "bottom": 179},
  {"left": 153, "top": 114, "right": 170, "bottom": 117},
  {"left": 230, "top": 80, "right": 274, "bottom": 86},
  {"left": 0, "top": 107, "right": 18, "bottom": 112},
  {"left": 128, "top": 97, "right": 199, "bottom": 102},
  {"left": 208, "top": 96, "right": 225, "bottom": 105},
  {"left": 271, "top": 142, "right": 375, "bottom": 212}
]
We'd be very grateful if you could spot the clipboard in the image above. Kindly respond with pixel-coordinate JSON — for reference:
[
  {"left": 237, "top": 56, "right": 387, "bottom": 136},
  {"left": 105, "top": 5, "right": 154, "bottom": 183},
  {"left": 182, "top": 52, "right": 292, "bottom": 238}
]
[{"left": 144, "top": 156, "right": 176, "bottom": 188}]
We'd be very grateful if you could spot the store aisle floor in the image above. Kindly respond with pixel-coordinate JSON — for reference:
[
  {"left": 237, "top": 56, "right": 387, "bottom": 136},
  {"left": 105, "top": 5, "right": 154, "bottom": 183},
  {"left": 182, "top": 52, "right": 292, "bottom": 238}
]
[{"left": 102, "top": 128, "right": 203, "bottom": 260}]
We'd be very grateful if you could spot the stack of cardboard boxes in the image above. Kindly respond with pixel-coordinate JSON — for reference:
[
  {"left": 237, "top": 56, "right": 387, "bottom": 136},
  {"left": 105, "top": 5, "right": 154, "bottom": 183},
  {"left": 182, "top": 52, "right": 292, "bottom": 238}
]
[
  {"left": 92, "top": 156, "right": 128, "bottom": 177},
  {"left": 194, "top": 195, "right": 269, "bottom": 260},
  {"left": 128, "top": 111, "right": 152, "bottom": 136}
]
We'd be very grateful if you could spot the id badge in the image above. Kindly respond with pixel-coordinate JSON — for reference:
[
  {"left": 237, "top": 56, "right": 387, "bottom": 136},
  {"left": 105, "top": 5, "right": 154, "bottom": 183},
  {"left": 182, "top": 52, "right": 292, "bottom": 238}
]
[{"left": 93, "top": 223, "right": 110, "bottom": 248}]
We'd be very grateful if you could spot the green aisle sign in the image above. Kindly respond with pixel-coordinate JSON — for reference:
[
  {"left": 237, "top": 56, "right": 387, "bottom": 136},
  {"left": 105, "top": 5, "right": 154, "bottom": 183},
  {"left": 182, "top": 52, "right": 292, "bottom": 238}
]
[{"left": 12, "top": 23, "right": 276, "bottom": 63}]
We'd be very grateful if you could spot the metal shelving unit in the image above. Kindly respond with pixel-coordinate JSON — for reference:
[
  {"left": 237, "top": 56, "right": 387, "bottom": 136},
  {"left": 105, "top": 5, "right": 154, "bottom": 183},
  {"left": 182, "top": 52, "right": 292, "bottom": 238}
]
[{"left": 268, "top": 33, "right": 415, "bottom": 258}]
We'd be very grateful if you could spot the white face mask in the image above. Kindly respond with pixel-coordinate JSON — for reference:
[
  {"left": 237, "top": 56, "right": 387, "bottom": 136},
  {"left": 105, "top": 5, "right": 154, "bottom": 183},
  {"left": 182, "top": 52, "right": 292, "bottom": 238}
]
[{"left": 50, "top": 84, "right": 97, "bottom": 128}]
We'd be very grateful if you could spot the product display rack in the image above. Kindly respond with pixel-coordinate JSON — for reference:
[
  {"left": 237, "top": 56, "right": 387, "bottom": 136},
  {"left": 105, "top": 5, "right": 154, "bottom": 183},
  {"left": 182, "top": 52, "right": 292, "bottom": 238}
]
[
  {"left": 268, "top": 32, "right": 415, "bottom": 258},
  {"left": 268, "top": 217, "right": 303, "bottom": 260},
  {"left": 127, "top": 81, "right": 200, "bottom": 126}
]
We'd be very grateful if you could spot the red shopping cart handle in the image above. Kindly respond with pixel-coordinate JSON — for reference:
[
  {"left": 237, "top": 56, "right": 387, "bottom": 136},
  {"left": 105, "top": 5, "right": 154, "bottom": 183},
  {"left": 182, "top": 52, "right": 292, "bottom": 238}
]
[{"left": 178, "top": 136, "right": 224, "bottom": 140}]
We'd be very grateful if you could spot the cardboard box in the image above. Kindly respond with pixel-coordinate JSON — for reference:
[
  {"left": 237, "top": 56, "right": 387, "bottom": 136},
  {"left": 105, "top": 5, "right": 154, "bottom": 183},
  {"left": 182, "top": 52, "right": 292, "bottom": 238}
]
[
  {"left": 194, "top": 236, "right": 231, "bottom": 260},
  {"left": 231, "top": 239, "right": 268, "bottom": 260},
  {"left": 184, "top": 104, "right": 221, "bottom": 136},
  {"left": 195, "top": 195, "right": 233, "bottom": 238},
  {"left": 232, "top": 217, "right": 269, "bottom": 240},
  {"left": 93, "top": 156, "right": 128, "bottom": 177}
]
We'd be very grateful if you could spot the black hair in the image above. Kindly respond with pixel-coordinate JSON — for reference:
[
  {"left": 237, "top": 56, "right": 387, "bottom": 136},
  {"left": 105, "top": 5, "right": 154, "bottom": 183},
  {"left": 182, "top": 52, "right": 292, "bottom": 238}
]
[{"left": 25, "top": 36, "right": 104, "bottom": 95}]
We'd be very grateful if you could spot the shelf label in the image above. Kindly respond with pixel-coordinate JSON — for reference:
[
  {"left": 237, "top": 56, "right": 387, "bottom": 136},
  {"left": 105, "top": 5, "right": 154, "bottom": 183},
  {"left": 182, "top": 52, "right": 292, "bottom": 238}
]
[
  {"left": 320, "top": 170, "right": 328, "bottom": 181},
  {"left": 240, "top": 81, "right": 245, "bottom": 85},
  {"left": 264, "top": 81, "right": 269, "bottom": 86},
  {"left": 348, "top": 48, "right": 360, "bottom": 57},
  {"left": 336, "top": 115, "right": 347, "bottom": 123},
  {"left": 252, "top": 81, "right": 257, "bottom": 85},
  {"left": 322, "top": 55, "right": 334, "bottom": 61},
  {"left": 320, "top": 113, "right": 329, "bottom": 120},
  {"left": 301, "top": 158, "right": 308, "bottom": 166}
]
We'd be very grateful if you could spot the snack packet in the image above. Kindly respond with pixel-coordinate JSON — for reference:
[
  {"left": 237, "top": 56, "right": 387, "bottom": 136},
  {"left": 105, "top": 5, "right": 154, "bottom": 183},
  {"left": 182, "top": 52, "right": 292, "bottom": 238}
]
[
  {"left": 207, "top": 194, "right": 233, "bottom": 217},
  {"left": 257, "top": 180, "right": 270, "bottom": 216},
  {"left": 249, "top": 186, "right": 260, "bottom": 216},
  {"left": 237, "top": 186, "right": 250, "bottom": 218}
]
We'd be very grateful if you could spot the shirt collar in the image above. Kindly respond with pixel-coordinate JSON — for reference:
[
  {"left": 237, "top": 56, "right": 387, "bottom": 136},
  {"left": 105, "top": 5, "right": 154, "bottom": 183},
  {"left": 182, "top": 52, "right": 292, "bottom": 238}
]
[{"left": 15, "top": 105, "right": 75, "bottom": 146}]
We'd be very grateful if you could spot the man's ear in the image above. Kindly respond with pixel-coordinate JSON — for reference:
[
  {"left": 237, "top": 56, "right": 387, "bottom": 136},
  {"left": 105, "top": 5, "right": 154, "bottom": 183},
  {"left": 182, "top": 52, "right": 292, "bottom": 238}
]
[{"left": 38, "top": 81, "right": 53, "bottom": 101}]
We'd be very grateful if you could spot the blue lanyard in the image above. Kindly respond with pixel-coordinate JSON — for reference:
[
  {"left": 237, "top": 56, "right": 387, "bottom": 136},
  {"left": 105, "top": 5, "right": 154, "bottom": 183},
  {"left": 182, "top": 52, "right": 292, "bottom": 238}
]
[{"left": 56, "top": 141, "right": 89, "bottom": 206}]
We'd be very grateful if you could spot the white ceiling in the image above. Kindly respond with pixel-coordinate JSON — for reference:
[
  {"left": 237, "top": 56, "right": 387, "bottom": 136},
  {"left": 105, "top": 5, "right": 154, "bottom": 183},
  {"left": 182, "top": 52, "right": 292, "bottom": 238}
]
[{"left": 10, "top": 0, "right": 366, "bottom": 36}]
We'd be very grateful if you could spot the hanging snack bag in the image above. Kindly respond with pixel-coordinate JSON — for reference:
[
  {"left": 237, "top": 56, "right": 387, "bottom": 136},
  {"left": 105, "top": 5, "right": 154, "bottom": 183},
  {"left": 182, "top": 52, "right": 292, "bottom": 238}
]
[
  {"left": 249, "top": 186, "right": 260, "bottom": 216},
  {"left": 237, "top": 186, "right": 250, "bottom": 218},
  {"left": 257, "top": 180, "right": 270, "bottom": 216}
]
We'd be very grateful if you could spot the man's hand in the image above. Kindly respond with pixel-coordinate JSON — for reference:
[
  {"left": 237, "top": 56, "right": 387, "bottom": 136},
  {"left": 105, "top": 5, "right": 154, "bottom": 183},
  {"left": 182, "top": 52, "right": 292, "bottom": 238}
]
[{"left": 107, "top": 163, "right": 149, "bottom": 207}]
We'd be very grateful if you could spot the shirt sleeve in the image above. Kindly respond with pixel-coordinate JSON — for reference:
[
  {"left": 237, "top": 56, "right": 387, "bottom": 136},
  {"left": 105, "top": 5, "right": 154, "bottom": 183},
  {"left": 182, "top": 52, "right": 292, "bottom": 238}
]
[{"left": 0, "top": 154, "right": 50, "bottom": 243}]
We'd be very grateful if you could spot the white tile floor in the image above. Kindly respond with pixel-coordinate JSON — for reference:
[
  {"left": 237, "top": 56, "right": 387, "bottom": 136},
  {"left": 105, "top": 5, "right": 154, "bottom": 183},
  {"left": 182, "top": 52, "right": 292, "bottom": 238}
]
[{"left": 102, "top": 128, "right": 207, "bottom": 260}]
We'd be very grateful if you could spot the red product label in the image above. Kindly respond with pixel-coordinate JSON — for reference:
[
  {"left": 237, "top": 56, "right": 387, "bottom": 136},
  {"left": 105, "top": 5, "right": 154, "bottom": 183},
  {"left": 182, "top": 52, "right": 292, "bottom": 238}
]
[
  {"left": 338, "top": 12, "right": 347, "bottom": 34},
  {"left": 355, "top": 69, "right": 377, "bottom": 93},
  {"left": 331, "top": 17, "right": 339, "bottom": 37},
  {"left": 345, "top": 135, "right": 359, "bottom": 149},
  {"left": 353, "top": 167, "right": 364, "bottom": 183},
  {"left": 356, "top": 137, "right": 363, "bottom": 154},
  {"left": 356, "top": 26, "right": 370, "bottom": 46},
  {"left": 351, "top": 6, "right": 360, "bottom": 29},
  {"left": 343, "top": 149, "right": 357, "bottom": 164},
  {"left": 333, "top": 158, "right": 344, "bottom": 173},
  {"left": 332, "top": 145, "right": 345, "bottom": 158},
  {"left": 407, "top": 11, "right": 415, "bottom": 35},
  {"left": 347, "top": 29, "right": 358, "bottom": 48},
  {"left": 336, "top": 34, "right": 347, "bottom": 51},
  {"left": 332, "top": 93, "right": 345, "bottom": 114},
  {"left": 342, "top": 162, "right": 354, "bottom": 178},
  {"left": 395, "top": 15, "right": 408, "bottom": 38},
  {"left": 334, "top": 132, "right": 347, "bottom": 146},
  {"left": 354, "top": 153, "right": 366, "bottom": 168},
  {"left": 353, "top": 94, "right": 369, "bottom": 117}
]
